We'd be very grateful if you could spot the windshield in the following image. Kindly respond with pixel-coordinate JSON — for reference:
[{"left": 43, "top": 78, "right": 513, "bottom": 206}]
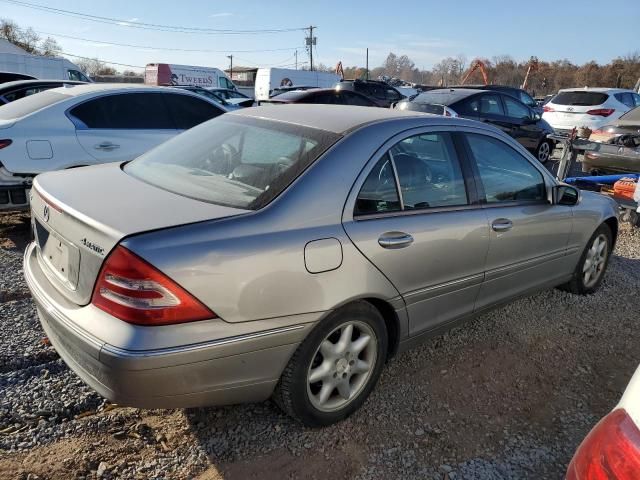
[
  {"left": 0, "top": 90, "right": 69, "bottom": 120},
  {"left": 126, "top": 115, "right": 340, "bottom": 210}
]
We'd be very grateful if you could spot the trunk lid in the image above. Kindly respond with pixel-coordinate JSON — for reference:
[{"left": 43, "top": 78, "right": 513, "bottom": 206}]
[{"left": 31, "top": 162, "right": 248, "bottom": 306}]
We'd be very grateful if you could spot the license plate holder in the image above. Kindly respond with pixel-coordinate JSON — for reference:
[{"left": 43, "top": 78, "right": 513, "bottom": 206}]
[{"left": 34, "top": 219, "right": 80, "bottom": 288}]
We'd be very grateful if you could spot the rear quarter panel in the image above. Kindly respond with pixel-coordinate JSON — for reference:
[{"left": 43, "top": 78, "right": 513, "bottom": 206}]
[{"left": 569, "top": 191, "right": 618, "bottom": 252}]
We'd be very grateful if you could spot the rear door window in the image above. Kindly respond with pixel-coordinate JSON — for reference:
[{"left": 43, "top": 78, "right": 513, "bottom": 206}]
[
  {"left": 69, "top": 93, "right": 174, "bottom": 129},
  {"left": 341, "top": 91, "right": 375, "bottom": 106},
  {"left": 478, "top": 94, "right": 505, "bottom": 115},
  {"left": 162, "top": 93, "right": 224, "bottom": 129},
  {"left": 552, "top": 91, "right": 609, "bottom": 106},
  {"left": 503, "top": 96, "right": 531, "bottom": 119}
]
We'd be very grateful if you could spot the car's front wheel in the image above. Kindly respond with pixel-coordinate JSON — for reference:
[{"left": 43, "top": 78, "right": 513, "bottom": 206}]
[
  {"left": 273, "top": 301, "right": 388, "bottom": 427},
  {"left": 559, "top": 224, "right": 613, "bottom": 295},
  {"left": 535, "top": 140, "right": 553, "bottom": 163}
]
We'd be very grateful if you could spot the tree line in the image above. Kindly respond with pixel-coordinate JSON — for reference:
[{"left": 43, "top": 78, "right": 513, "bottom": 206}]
[{"left": 317, "top": 52, "right": 640, "bottom": 95}]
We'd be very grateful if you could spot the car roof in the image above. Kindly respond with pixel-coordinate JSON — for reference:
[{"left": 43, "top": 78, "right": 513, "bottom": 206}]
[
  {"left": 0, "top": 79, "right": 86, "bottom": 92},
  {"left": 231, "top": 104, "right": 436, "bottom": 134},
  {"left": 410, "top": 88, "right": 483, "bottom": 105},
  {"left": 45, "top": 83, "right": 184, "bottom": 98},
  {"left": 557, "top": 87, "right": 633, "bottom": 93}
]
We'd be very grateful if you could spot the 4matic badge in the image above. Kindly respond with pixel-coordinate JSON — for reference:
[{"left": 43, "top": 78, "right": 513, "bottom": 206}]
[{"left": 81, "top": 237, "right": 105, "bottom": 255}]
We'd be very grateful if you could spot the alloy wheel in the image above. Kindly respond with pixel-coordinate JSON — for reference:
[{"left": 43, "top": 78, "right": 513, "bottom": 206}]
[
  {"left": 583, "top": 233, "right": 608, "bottom": 288},
  {"left": 306, "top": 320, "right": 378, "bottom": 412},
  {"left": 538, "top": 141, "right": 551, "bottom": 163}
]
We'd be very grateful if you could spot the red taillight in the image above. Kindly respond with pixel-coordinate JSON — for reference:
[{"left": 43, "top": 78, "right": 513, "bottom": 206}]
[
  {"left": 586, "top": 108, "right": 615, "bottom": 117},
  {"left": 0, "top": 139, "right": 12, "bottom": 149},
  {"left": 567, "top": 409, "right": 640, "bottom": 480},
  {"left": 92, "top": 245, "right": 216, "bottom": 326},
  {"left": 543, "top": 106, "right": 554, "bottom": 113}
]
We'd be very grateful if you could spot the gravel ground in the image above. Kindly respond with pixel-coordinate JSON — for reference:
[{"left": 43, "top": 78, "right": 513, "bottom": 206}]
[{"left": 1, "top": 170, "right": 639, "bottom": 479}]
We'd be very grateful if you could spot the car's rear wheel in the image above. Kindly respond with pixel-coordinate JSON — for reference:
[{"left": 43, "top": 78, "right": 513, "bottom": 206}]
[
  {"left": 273, "top": 301, "right": 387, "bottom": 427},
  {"left": 535, "top": 140, "right": 552, "bottom": 163},
  {"left": 558, "top": 224, "right": 612, "bottom": 295}
]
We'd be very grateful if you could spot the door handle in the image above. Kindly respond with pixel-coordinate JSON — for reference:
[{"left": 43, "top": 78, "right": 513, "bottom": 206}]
[
  {"left": 491, "top": 218, "right": 513, "bottom": 232},
  {"left": 94, "top": 142, "right": 120, "bottom": 151},
  {"left": 378, "top": 232, "right": 414, "bottom": 249}
]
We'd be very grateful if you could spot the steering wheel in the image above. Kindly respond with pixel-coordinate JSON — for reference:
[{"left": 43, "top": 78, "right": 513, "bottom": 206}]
[{"left": 204, "top": 143, "right": 239, "bottom": 175}]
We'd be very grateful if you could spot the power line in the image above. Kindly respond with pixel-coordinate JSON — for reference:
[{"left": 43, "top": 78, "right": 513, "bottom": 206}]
[
  {"left": 31, "top": 29, "right": 301, "bottom": 54},
  {"left": 59, "top": 51, "right": 145, "bottom": 69},
  {"left": 1, "top": 0, "right": 307, "bottom": 34}
]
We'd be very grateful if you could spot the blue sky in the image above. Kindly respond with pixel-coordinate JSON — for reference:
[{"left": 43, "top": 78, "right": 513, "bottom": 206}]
[{"left": 3, "top": 0, "right": 639, "bottom": 72}]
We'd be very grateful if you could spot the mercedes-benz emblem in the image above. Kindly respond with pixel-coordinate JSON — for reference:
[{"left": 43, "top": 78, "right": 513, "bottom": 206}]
[{"left": 43, "top": 205, "right": 50, "bottom": 222}]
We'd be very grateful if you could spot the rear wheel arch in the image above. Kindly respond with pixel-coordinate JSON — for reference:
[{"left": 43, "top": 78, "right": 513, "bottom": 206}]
[
  {"left": 362, "top": 297, "right": 400, "bottom": 359},
  {"left": 603, "top": 216, "right": 618, "bottom": 249}
]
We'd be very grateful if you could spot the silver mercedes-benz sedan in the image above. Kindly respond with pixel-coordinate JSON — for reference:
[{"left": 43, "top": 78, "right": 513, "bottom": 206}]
[{"left": 24, "top": 105, "right": 618, "bottom": 427}]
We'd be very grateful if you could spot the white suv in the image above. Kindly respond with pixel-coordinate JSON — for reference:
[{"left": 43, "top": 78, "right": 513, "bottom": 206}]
[
  {"left": 0, "top": 84, "right": 228, "bottom": 210},
  {"left": 542, "top": 87, "right": 640, "bottom": 134}
]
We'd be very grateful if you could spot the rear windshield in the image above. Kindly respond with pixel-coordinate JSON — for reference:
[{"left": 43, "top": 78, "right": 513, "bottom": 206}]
[
  {"left": 551, "top": 91, "right": 609, "bottom": 106},
  {"left": 619, "top": 106, "right": 640, "bottom": 121},
  {"left": 0, "top": 90, "right": 69, "bottom": 119},
  {"left": 399, "top": 102, "right": 445, "bottom": 115},
  {"left": 125, "top": 115, "right": 340, "bottom": 210}
]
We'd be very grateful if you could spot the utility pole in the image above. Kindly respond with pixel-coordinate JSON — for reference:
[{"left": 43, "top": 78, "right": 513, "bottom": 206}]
[
  {"left": 227, "top": 54, "right": 233, "bottom": 79},
  {"left": 305, "top": 25, "right": 316, "bottom": 71},
  {"left": 366, "top": 48, "right": 369, "bottom": 80},
  {"left": 295, "top": 50, "right": 298, "bottom": 70}
]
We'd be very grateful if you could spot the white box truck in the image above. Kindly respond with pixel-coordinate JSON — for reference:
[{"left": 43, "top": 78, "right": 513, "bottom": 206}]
[
  {"left": 254, "top": 68, "right": 341, "bottom": 101},
  {"left": 144, "top": 63, "right": 237, "bottom": 90},
  {"left": 0, "top": 52, "right": 91, "bottom": 82}
]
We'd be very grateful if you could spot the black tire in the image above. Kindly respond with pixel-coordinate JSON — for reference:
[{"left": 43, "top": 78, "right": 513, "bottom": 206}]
[
  {"left": 273, "top": 301, "right": 388, "bottom": 427},
  {"left": 535, "top": 140, "right": 553, "bottom": 164},
  {"left": 558, "top": 224, "right": 612, "bottom": 295}
]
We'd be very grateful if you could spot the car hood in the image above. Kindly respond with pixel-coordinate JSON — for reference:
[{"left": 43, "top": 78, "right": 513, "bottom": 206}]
[{"left": 31, "top": 162, "right": 249, "bottom": 305}]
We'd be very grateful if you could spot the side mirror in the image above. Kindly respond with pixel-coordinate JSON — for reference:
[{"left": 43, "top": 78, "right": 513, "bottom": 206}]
[{"left": 554, "top": 185, "right": 580, "bottom": 206}]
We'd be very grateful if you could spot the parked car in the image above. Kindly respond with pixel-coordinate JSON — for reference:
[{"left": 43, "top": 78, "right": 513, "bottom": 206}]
[
  {"left": 205, "top": 88, "right": 254, "bottom": 108},
  {"left": 269, "top": 85, "right": 316, "bottom": 97},
  {"left": 0, "top": 71, "right": 36, "bottom": 84},
  {"left": 589, "top": 105, "right": 640, "bottom": 143},
  {"left": 0, "top": 84, "right": 228, "bottom": 210},
  {"left": 260, "top": 88, "right": 378, "bottom": 107},
  {"left": 453, "top": 84, "right": 541, "bottom": 114},
  {"left": 566, "top": 364, "right": 640, "bottom": 479},
  {"left": 171, "top": 85, "right": 245, "bottom": 110},
  {"left": 254, "top": 68, "right": 340, "bottom": 101},
  {"left": 543, "top": 88, "right": 640, "bottom": 135},
  {"left": 335, "top": 79, "right": 406, "bottom": 108},
  {"left": 582, "top": 136, "right": 640, "bottom": 174},
  {"left": 395, "top": 88, "right": 555, "bottom": 163},
  {"left": 24, "top": 105, "right": 618, "bottom": 427},
  {"left": 0, "top": 79, "right": 87, "bottom": 105}
]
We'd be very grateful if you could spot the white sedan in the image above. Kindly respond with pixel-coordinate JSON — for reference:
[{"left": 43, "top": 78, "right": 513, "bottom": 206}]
[
  {"left": 543, "top": 87, "right": 640, "bottom": 135},
  {"left": 566, "top": 364, "right": 640, "bottom": 478},
  {"left": 0, "top": 84, "right": 228, "bottom": 210}
]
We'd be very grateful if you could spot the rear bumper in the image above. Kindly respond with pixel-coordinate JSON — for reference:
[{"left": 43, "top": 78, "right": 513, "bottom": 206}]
[
  {"left": 0, "top": 168, "right": 31, "bottom": 210},
  {"left": 23, "top": 242, "right": 316, "bottom": 408}
]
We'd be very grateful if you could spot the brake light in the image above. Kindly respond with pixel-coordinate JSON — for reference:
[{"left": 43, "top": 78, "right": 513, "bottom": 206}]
[
  {"left": 586, "top": 108, "right": 615, "bottom": 117},
  {"left": 566, "top": 409, "right": 640, "bottom": 480},
  {"left": 0, "top": 139, "right": 12, "bottom": 149},
  {"left": 543, "top": 106, "right": 554, "bottom": 113},
  {"left": 92, "top": 245, "right": 215, "bottom": 326}
]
